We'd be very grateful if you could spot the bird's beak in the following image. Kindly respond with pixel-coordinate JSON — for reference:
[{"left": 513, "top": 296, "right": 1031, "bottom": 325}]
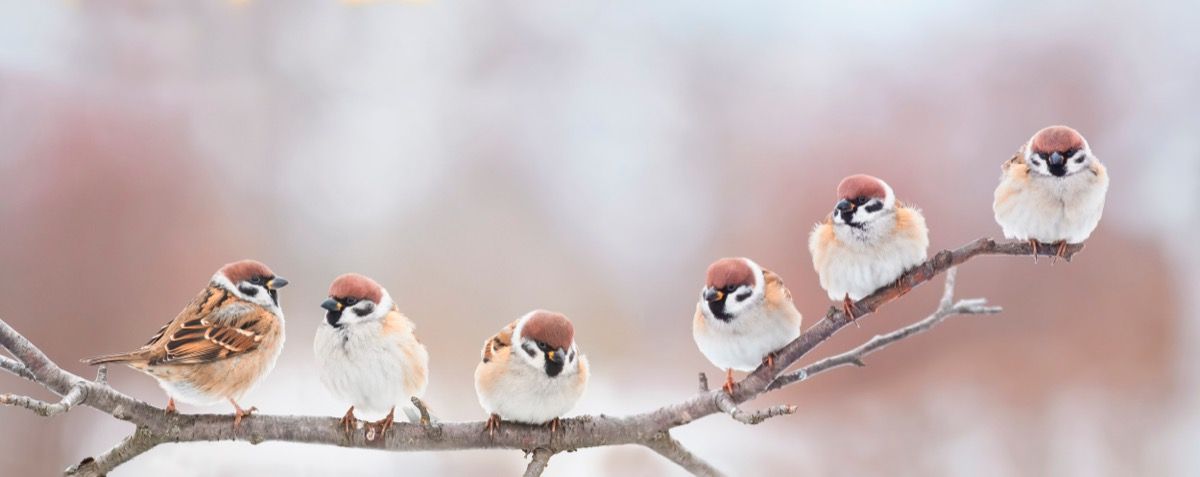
[
  {"left": 703, "top": 288, "right": 724, "bottom": 302},
  {"left": 546, "top": 348, "right": 566, "bottom": 364},
  {"left": 320, "top": 298, "right": 343, "bottom": 312},
  {"left": 835, "top": 199, "right": 856, "bottom": 213},
  {"left": 267, "top": 277, "right": 289, "bottom": 290},
  {"left": 1048, "top": 152, "right": 1065, "bottom": 167}
]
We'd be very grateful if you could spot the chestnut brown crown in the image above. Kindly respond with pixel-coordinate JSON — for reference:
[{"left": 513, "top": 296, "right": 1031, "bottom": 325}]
[
  {"left": 328, "top": 273, "right": 384, "bottom": 304},
  {"left": 705, "top": 258, "right": 756, "bottom": 290},
  {"left": 522, "top": 310, "right": 575, "bottom": 351},
  {"left": 219, "top": 259, "right": 276, "bottom": 284},
  {"left": 836, "top": 174, "right": 888, "bottom": 202},
  {"left": 1030, "top": 125, "right": 1086, "bottom": 155}
]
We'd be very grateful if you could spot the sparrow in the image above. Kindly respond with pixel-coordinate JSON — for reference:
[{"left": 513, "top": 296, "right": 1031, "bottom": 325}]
[
  {"left": 693, "top": 257, "right": 803, "bottom": 394},
  {"left": 474, "top": 310, "right": 588, "bottom": 436},
  {"left": 82, "top": 259, "right": 288, "bottom": 427},
  {"left": 809, "top": 174, "right": 929, "bottom": 320},
  {"left": 314, "top": 273, "right": 430, "bottom": 436},
  {"left": 993, "top": 125, "right": 1109, "bottom": 261}
]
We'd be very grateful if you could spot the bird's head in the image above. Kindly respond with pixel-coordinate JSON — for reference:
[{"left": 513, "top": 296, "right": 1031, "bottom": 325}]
[
  {"left": 513, "top": 310, "right": 581, "bottom": 378},
  {"left": 215, "top": 259, "right": 288, "bottom": 308},
  {"left": 1025, "top": 125, "right": 1093, "bottom": 178},
  {"left": 700, "top": 257, "right": 765, "bottom": 322},
  {"left": 831, "top": 174, "right": 895, "bottom": 228},
  {"left": 320, "top": 273, "right": 392, "bottom": 328}
]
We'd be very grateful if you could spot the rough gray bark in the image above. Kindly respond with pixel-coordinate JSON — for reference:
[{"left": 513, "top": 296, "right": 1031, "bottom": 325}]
[{"left": 0, "top": 238, "right": 1081, "bottom": 476}]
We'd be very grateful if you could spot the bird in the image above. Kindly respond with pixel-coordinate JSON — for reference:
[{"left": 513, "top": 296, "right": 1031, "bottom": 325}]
[
  {"left": 809, "top": 174, "right": 929, "bottom": 320},
  {"left": 693, "top": 257, "right": 803, "bottom": 394},
  {"left": 474, "top": 310, "right": 588, "bottom": 436},
  {"left": 82, "top": 259, "right": 288, "bottom": 427},
  {"left": 314, "top": 273, "right": 430, "bottom": 436},
  {"left": 993, "top": 125, "right": 1109, "bottom": 262}
]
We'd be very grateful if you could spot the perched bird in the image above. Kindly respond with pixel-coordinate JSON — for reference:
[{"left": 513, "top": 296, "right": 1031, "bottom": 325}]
[
  {"left": 693, "top": 257, "right": 803, "bottom": 394},
  {"left": 993, "top": 125, "right": 1109, "bottom": 261},
  {"left": 83, "top": 260, "right": 288, "bottom": 427},
  {"left": 314, "top": 273, "right": 429, "bottom": 435},
  {"left": 474, "top": 310, "right": 588, "bottom": 436},
  {"left": 809, "top": 174, "right": 929, "bottom": 319}
]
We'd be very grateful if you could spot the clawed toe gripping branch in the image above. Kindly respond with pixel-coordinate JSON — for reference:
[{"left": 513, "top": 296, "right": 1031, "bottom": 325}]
[{"left": 0, "top": 238, "right": 1080, "bottom": 476}]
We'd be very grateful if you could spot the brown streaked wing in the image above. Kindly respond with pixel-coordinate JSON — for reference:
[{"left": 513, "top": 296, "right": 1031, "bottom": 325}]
[
  {"left": 155, "top": 303, "right": 272, "bottom": 365},
  {"left": 480, "top": 319, "right": 518, "bottom": 364}
]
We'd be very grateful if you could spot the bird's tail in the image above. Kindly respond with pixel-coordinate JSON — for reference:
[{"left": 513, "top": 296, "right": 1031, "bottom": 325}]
[{"left": 81, "top": 351, "right": 145, "bottom": 366}]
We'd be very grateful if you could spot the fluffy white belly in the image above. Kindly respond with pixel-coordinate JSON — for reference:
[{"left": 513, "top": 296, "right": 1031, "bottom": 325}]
[
  {"left": 693, "top": 307, "right": 799, "bottom": 371},
  {"left": 819, "top": 235, "right": 926, "bottom": 301},
  {"left": 314, "top": 324, "right": 425, "bottom": 418},
  {"left": 478, "top": 359, "right": 586, "bottom": 424},
  {"left": 994, "top": 173, "right": 1107, "bottom": 244}
]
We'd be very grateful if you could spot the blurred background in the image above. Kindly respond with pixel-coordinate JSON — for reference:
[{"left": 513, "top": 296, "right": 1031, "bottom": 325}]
[{"left": 1, "top": 0, "right": 1198, "bottom": 475}]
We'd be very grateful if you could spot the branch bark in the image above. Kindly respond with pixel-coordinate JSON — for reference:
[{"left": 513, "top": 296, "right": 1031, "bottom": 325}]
[
  {"left": 0, "top": 238, "right": 1078, "bottom": 476},
  {"left": 522, "top": 448, "right": 554, "bottom": 477}
]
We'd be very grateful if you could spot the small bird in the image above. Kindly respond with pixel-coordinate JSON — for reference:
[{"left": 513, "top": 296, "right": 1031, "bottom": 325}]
[
  {"left": 83, "top": 259, "right": 288, "bottom": 427},
  {"left": 314, "top": 273, "right": 429, "bottom": 435},
  {"left": 993, "top": 125, "right": 1109, "bottom": 261},
  {"left": 809, "top": 174, "right": 929, "bottom": 319},
  {"left": 693, "top": 257, "right": 803, "bottom": 394},
  {"left": 474, "top": 310, "right": 588, "bottom": 436}
]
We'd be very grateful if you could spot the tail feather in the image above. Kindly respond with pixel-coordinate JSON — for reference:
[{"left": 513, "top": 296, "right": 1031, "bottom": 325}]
[{"left": 81, "top": 351, "right": 146, "bottom": 366}]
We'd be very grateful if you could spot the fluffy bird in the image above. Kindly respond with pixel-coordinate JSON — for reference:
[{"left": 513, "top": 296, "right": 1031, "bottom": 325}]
[
  {"left": 693, "top": 257, "right": 803, "bottom": 394},
  {"left": 83, "top": 260, "right": 288, "bottom": 426},
  {"left": 474, "top": 310, "right": 588, "bottom": 436},
  {"left": 809, "top": 174, "right": 929, "bottom": 319},
  {"left": 993, "top": 125, "right": 1109, "bottom": 261},
  {"left": 314, "top": 273, "right": 429, "bottom": 435}
]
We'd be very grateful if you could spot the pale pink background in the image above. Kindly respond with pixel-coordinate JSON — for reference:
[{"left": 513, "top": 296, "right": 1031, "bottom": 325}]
[{"left": 1, "top": 1, "right": 1198, "bottom": 476}]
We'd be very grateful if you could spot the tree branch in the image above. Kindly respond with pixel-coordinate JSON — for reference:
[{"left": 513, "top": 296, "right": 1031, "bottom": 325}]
[
  {"left": 643, "top": 431, "right": 725, "bottom": 477},
  {"left": 523, "top": 448, "right": 554, "bottom": 477},
  {"left": 0, "top": 238, "right": 1077, "bottom": 476},
  {"left": 767, "top": 268, "right": 1002, "bottom": 390}
]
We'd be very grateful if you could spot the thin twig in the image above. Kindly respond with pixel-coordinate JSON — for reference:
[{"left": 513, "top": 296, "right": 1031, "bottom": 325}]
[
  {"left": 697, "top": 372, "right": 709, "bottom": 392},
  {"left": 65, "top": 427, "right": 162, "bottom": 477},
  {"left": 643, "top": 431, "right": 725, "bottom": 477},
  {"left": 411, "top": 396, "right": 433, "bottom": 426},
  {"left": 0, "top": 355, "right": 35, "bottom": 381},
  {"left": 1, "top": 383, "right": 87, "bottom": 417},
  {"left": 523, "top": 448, "right": 554, "bottom": 477},
  {"left": 713, "top": 392, "right": 797, "bottom": 425},
  {"left": 768, "top": 268, "right": 1002, "bottom": 390}
]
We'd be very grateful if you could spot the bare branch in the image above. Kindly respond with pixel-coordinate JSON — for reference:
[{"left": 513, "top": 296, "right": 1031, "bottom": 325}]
[
  {"left": 1, "top": 383, "right": 86, "bottom": 417},
  {"left": 0, "top": 238, "right": 1071, "bottom": 475},
  {"left": 643, "top": 432, "right": 725, "bottom": 477},
  {"left": 64, "top": 427, "right": 162, "bottom": 477},
  {"left": 768, "top": 268, "right": 1002, "bottom": 390},
  {"left": 0, "top": 355, "right": 35, "bottom": 381},
  {"left": 523, "top": 448, "right": 555, "bottom": 477},
  {"left": 713, "top": 392, "right": 797, "bottom": 425}
]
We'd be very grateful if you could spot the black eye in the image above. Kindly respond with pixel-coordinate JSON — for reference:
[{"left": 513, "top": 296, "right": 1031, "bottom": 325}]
[
  {"left": 344, "top": 297, "right": 358, "bottom": 306},
  {"left": 536, "top": 342, "right": 549, "bottom": 351},
  {"left": 250, "top": 276, "right": 263, "bottom": 285},
  {"left": 723, "top": 286, "right": 738, "bottom": 293}
]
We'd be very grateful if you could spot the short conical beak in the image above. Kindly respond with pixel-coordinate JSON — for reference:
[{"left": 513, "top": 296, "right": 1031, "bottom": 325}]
[
  {"left": 267, "top": 277, "right": 289, "bottom": 289},
  {"left": 320, "top": 298, "right": 343, "bottom": 312}
]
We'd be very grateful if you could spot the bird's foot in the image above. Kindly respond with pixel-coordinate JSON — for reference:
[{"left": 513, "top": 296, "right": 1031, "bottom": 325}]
[
  {"left": 365, "top": 407, "right": 395, "bottom": 442},
  {"left": 485, "top": 413, "right": 502, "bottom": 438},
  {"left": 228, "top": 399, "right": 257, "bottom": 429},
  {"left": 842, "top": 295, "right": 859, "bottom": 327},
  {"left": 1029, "top": 239, "right": 1040, "bottom": 264},
  {"left": 340, "top": 406, "right": 358, "bottom": 435},
  {"left": 722, "top": 369, "right": 735, "bottom": 395},
  {"left": 761, "top": 352, "right": 777, "bottom": 369},
  {"left": 165, "top": 398, "right": 177, "bottom": 415},
  {"left": 1052, "top": 241, "right": 1068, "bottom": 265},
  {"left": 547, "top": 417, "right": 561, "bottom": 434}
]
